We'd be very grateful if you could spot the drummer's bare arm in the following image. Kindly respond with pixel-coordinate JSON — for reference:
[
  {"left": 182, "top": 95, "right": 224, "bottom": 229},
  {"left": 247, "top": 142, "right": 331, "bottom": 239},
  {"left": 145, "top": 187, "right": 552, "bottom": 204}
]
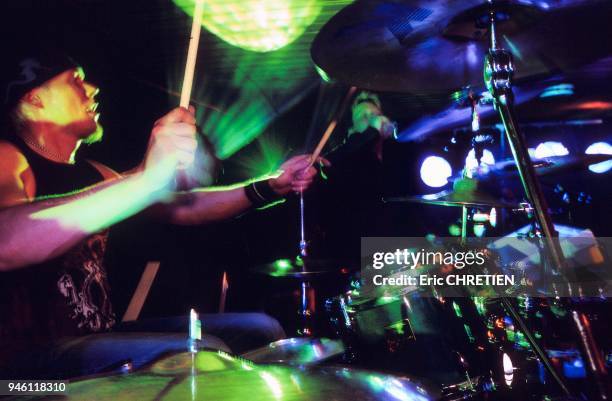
[
  {"left": 161, "top": 154, "right": 324, "bottom": 225},
  {"left": 0, "top": 107, "right": 197, "bottom": 272},
  {"left": 0, "top": 163, "right": 166, "bottom": 271}
]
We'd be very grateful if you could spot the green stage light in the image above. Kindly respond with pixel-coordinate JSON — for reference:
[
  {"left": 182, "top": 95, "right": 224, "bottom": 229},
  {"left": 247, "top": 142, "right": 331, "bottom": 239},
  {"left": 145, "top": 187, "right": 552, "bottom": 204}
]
[
  {"left": 174, "top": 0, "right": 322, "bottom": 52},
  {"left": 166, "top": 1, "right": 350, "bottom": 163},
  {"left": 231, "top": 132, "right": 287, "bottom": 178}
]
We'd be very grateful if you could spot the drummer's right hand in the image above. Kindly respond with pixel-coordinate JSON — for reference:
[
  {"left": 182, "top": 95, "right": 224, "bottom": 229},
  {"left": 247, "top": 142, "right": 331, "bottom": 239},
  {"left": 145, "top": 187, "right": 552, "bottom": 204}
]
[
  {"left": 141, "top": 106, "right": 198, "bottom": 191},
  {"left": 269, "top": 154, "right": 331, "bottom": 194}
]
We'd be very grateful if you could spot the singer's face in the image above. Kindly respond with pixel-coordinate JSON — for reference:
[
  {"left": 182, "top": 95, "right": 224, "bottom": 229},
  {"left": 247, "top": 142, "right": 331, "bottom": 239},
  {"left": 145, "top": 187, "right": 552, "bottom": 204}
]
[
  {"left": 34, "top": 67, "right": 104, "bottom": 143},
  {"left": 352, "top": 101, "right": 381, "bottom": 133}
]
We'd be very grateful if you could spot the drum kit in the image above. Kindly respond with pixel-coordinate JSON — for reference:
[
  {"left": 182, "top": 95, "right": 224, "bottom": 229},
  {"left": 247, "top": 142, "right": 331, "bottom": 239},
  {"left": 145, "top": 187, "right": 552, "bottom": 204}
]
[
  {"left": 23, "top": 1, "right": 610, "bottom": 400},
  {"left": 270, "top": 2, "right": 611, "bottom": 400},
  {"left": 269, "top": 0, "right": 610, "bottom": 399},
  {"left": 310, "top": 1, "right": 610, "bottom": 400}
]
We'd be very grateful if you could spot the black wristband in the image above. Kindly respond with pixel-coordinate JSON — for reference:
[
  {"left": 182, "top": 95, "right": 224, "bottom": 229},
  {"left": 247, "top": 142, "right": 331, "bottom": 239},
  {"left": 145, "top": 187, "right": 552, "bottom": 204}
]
[{"left": 244, "top": 179, "right": 282, "bottom": 208}]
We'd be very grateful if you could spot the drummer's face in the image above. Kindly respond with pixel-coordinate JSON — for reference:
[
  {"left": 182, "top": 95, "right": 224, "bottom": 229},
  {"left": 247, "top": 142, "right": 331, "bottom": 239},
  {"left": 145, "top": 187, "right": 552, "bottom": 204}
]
[{"left": 352, "top": 101, "right": 381, "bottom": 133}]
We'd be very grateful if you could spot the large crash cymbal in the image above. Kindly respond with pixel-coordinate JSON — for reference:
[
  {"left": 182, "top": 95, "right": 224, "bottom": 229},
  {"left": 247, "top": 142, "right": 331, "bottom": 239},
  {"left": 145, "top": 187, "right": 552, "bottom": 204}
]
[{"left": 311, "top": 0, "right": 611, "bottom": 93}]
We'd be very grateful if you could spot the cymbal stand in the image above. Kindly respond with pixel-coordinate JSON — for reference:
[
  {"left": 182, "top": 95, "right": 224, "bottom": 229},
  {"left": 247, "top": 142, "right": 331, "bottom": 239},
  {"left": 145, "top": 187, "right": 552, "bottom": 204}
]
[
  {"left": 295, "top": 85, "right": 356, "bottom": 336},
  {"left": 298, "top": 190, "right": 312, "bottom": 336},
  {"left": 299, "top": 191, "right": 307, "bottom": 258},
  {"left": 483, "top": 2, "right": 565, "bottom": 274},
  {"left": 484, "top": 2, "right": 610, "bottom": 399},
  {"left": 461, "top": 92, "right": 482, "bottom": 243},
  {"left": 483, "top": 0, "right": 573, "bottom": 397}
]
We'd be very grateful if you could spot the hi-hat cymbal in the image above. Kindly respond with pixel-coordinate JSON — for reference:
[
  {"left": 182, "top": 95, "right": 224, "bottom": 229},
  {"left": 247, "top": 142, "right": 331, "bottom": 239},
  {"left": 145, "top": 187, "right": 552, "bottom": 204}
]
[
  {"left": 252, "top": 257, "right": 352, "bottom": 279},
  {"left": 311, "top": 0, "right": 611, "bottom": 93},
  {"left": 385, "top": 189, "right": 516, "bottom": 208}
]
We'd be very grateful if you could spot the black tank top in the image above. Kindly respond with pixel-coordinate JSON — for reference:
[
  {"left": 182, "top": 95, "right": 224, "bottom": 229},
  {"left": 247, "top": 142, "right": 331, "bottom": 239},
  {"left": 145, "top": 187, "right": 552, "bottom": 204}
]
[{"left": 0, "top": 136, "right": 117, "bottom": 367}]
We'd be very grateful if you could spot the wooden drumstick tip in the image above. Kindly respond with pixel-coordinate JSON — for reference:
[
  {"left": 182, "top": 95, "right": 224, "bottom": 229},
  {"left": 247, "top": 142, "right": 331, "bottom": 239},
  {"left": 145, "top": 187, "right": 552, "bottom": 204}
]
[
  {"left": 180, "top": 0, "right": 205, "bottom": 109},
  {"left": 307, "top": 86, "right": 357, "bottom": 168}
]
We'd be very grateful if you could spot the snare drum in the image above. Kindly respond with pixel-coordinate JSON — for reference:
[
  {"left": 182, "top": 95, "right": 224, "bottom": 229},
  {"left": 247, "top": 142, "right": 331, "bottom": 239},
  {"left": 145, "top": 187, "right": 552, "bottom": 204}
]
[{"left": 326, "top": 288, "right": 491, "bottom": 386}]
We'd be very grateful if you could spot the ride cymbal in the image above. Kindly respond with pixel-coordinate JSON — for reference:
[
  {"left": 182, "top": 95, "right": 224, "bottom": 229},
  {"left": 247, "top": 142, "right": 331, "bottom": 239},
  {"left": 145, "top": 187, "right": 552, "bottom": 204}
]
[{"left": 311, "top": 0, "right": 611, "bottom": 93}]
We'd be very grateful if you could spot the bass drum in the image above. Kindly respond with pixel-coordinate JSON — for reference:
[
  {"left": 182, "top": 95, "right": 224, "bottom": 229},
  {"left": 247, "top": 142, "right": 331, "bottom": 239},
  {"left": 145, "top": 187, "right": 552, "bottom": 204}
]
[{"left": 7, "top": 350, "right": 442, "bottom": 401}]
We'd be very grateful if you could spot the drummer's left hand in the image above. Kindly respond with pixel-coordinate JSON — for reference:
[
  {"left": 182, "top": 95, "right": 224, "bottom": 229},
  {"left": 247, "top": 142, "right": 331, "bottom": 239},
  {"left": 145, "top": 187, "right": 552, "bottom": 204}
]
[{"left": 269, "top": 154, "right": 331, "bottom": 194}]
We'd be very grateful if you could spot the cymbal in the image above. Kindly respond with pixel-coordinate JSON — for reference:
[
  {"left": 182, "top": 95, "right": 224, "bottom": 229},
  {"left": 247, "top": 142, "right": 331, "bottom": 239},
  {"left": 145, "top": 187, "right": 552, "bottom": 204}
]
[
  {"left": 385, "top": 189, "right": 516, "bottom": 208},
  {"left": 481, "top": 153, "right": 612, "bottom": 179},
  {"left": 397, "top": 84, "right": 544, "bottom": 142},
  {"left": 241, "top": 337, "right": 345, "bottom": 365},
  {"left": 386, "top": 154, "right": 610, "bottom": 208},
  {"left": 398, "top": 88, "right": 612, "bottom": 142},
  {"left": 394, "top": 57, "right": 612, "bottom": 141},
  {"left": 53, "top": 350, "right": 441, "bottom": 401},
  {"left": 251, "top": 257, "right": 352, "bottom": 279},
  {"left": 311, "top": 0, "right": 611, "bottom": 93}
]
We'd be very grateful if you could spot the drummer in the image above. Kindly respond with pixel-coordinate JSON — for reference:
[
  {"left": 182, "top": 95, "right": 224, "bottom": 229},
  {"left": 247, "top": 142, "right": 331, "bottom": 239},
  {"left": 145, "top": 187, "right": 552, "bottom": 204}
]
[
  {"left": 317, "top": 92, "right": 405, "bottom": 259},
  {"left": 0, "top": 49, "right": 323, "bottom": 379}
]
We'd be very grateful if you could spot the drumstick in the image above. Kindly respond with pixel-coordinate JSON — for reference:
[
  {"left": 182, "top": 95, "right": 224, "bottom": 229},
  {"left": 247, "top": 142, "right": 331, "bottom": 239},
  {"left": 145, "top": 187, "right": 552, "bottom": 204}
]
[
  {"left": 299, "top": 86, "right": 356, "bottom": 259},
  {"left": 308, "top": 86, "right": 357, "bottom": 167},
  {"left": 180, "top": 0, "right": 205, "bottom": 108}
]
